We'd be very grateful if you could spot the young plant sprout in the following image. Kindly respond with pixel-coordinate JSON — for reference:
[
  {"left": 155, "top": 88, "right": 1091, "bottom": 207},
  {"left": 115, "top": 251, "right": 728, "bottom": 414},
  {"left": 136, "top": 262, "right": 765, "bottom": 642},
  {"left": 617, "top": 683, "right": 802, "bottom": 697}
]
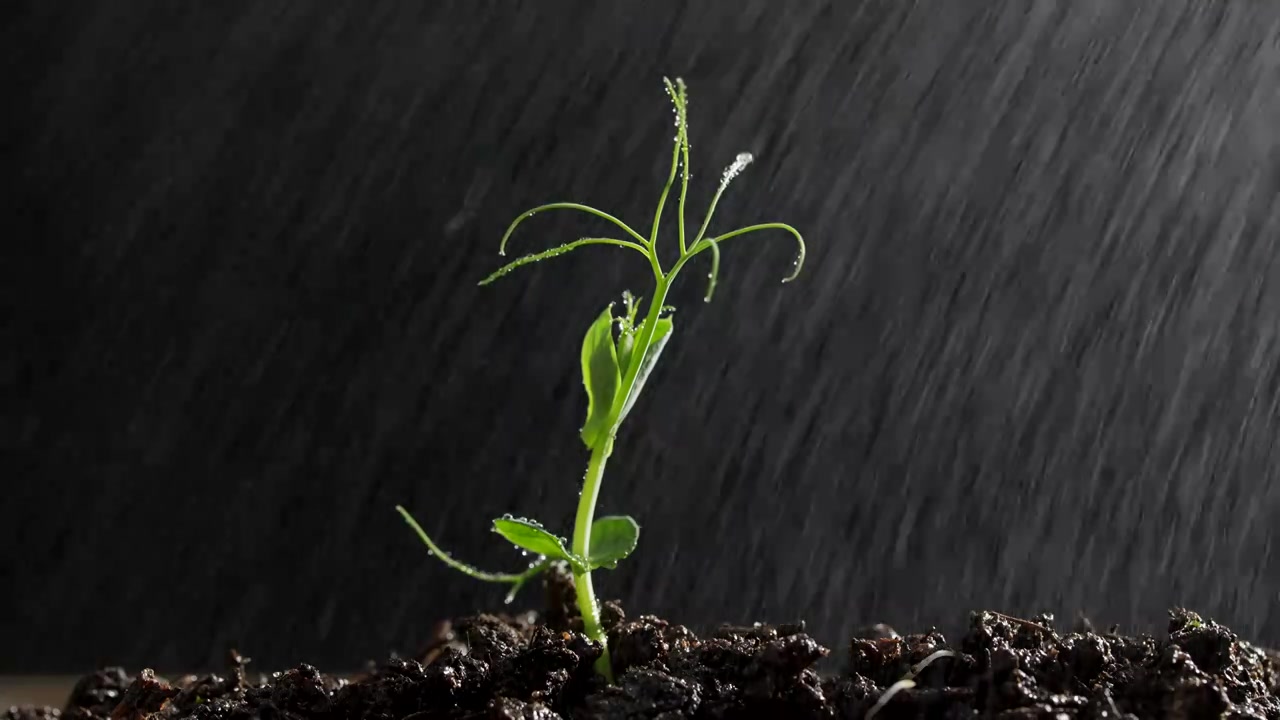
[{"left": 395, "top": 77, "right": 805, "bottom": 681}]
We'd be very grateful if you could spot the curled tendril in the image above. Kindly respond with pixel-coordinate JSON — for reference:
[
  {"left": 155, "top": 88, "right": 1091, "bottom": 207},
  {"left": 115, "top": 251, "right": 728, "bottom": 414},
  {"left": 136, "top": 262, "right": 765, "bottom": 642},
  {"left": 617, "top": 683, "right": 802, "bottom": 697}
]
[
  {"left": 703, "top": 240, "right": 720, "bottom": 303},
  {"left": 498, "top": 202, "right": 649, "bottom": 254},
  {"left": 705, "top": 222, "right": 806, "bottom": 283}
]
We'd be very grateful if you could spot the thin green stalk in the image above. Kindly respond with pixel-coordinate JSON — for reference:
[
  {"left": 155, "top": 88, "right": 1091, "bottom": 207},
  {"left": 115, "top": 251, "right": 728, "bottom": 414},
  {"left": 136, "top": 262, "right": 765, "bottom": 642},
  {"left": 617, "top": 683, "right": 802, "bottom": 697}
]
[
  {"left": 649, "top": 78, "right": 685, "bottom": 254},
  {"left": 675, "top": 81, "right": 691, "bottom": 256},
  {"left": 396, "top": 505, "right": 549, "bottom": 604},
  {"left": 650, "top": 142, "right": 680, "bottom": 253},
  {"left": 572, "top": 438, "right": 614, "bottom": 680},
  {"left": 397, "top": 505, "right": 527, "bottom": 582},
  {"left": 691, "top": 184, "right": 729, "bottom": 248}
]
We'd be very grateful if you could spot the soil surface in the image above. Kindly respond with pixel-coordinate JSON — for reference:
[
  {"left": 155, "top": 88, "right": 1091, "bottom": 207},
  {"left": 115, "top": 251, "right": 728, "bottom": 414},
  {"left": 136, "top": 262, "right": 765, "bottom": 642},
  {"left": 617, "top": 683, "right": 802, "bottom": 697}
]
[{"left": 10, "top": 570, "right": 1280, "bottom": 719}]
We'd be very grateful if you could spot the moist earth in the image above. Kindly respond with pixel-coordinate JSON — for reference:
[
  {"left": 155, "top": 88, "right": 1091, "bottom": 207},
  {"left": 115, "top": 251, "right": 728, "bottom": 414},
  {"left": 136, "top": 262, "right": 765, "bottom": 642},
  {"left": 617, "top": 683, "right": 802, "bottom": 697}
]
[{"left": 10, "top": 569, "right": 1280, "bottom": 719}]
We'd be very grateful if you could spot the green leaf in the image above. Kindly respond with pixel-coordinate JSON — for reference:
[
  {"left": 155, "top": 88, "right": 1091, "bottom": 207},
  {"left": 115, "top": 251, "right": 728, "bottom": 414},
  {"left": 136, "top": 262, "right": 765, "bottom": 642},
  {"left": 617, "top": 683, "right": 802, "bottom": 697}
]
[
  {"left": 587, "top": 515, "right": 640, "bottom": 569},
  {"left": 492, "top": 517, "right": 585, "bottom": 571},
  {"left": 580, "top": 306, "right": 621, "bottom": 450},
  {"left": 615, "top": 316, "right": 674, "bottom": 424}
]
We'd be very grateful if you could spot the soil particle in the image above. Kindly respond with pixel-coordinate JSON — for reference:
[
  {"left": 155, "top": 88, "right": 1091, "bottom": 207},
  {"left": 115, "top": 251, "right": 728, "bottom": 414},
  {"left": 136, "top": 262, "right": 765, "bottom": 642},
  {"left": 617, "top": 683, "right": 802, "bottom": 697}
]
[
  {"left": 579, "top": 668, "right": 700, "bottom": 719},
  {"left": 486, "top": 696, "right": 562, "bottom": 719},
  {"left": 108, "top": 670, "right": 179, "bottom": 719},
  {"left": 63, "top": 669, "right": 132, "bottom": 719},
  {"left": 15, "top": 601, "right": 1280, "bottom": 718}
]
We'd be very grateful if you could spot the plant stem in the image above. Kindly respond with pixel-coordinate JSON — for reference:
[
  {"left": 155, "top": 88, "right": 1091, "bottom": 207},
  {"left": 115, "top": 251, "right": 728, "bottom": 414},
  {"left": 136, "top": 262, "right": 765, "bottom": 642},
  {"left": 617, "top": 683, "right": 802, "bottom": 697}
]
[
  {"left": 572, "top": 438, "right": 614, "bottom": 680},
  {"left": 571, "top": 276, "right": 676, "bottom": 682}
]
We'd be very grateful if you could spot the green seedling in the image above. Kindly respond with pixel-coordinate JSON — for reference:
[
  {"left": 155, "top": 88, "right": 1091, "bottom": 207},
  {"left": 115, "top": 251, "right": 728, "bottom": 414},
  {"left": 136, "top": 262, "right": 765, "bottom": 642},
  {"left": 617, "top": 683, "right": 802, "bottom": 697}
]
[
  {"left": 865, "top": 650, "right": 957, "bottom": 719},
  {"left": 396, "top": 77, "right": 805, "bottom": 681}
]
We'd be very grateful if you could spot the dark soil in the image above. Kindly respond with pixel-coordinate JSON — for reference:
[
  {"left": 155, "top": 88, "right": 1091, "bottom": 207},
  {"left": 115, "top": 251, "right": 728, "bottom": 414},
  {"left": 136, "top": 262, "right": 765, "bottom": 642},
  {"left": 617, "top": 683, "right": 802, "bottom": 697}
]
[{"left": 11, "top": 569, "right": 1280, "bottom": 719}]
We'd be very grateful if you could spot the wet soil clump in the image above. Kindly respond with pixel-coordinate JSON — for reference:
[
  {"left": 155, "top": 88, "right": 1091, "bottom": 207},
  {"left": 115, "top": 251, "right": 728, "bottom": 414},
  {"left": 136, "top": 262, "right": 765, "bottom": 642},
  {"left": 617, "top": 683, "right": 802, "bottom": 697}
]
[{"left": 10, "top": 573, "right": 1280, "bottom": 718}]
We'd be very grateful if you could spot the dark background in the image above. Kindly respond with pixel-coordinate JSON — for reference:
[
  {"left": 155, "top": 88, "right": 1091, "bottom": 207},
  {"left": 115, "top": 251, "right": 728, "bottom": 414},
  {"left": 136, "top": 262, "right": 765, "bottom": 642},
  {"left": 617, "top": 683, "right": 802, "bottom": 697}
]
[{"left": 7, "top": 1, "right": 1280, "bottom": 674}]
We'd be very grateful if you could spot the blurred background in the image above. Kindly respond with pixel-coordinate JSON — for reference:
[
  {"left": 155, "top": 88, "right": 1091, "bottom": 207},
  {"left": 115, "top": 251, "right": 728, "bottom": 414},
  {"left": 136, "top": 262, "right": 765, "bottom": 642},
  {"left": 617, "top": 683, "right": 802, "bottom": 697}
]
[{"left": 6, "top": 0, "right": 1280, "bottom": 683}]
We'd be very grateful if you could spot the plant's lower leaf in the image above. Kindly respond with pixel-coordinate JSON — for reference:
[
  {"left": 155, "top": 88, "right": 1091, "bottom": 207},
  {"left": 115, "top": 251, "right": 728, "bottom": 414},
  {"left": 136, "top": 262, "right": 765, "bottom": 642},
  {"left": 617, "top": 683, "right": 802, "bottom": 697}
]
[
  {"left": 587, "top": 515, "right": 640, "bottom": 570},
  {"left": 492, "top": 517, "right": 585, "bottom": 572}
]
